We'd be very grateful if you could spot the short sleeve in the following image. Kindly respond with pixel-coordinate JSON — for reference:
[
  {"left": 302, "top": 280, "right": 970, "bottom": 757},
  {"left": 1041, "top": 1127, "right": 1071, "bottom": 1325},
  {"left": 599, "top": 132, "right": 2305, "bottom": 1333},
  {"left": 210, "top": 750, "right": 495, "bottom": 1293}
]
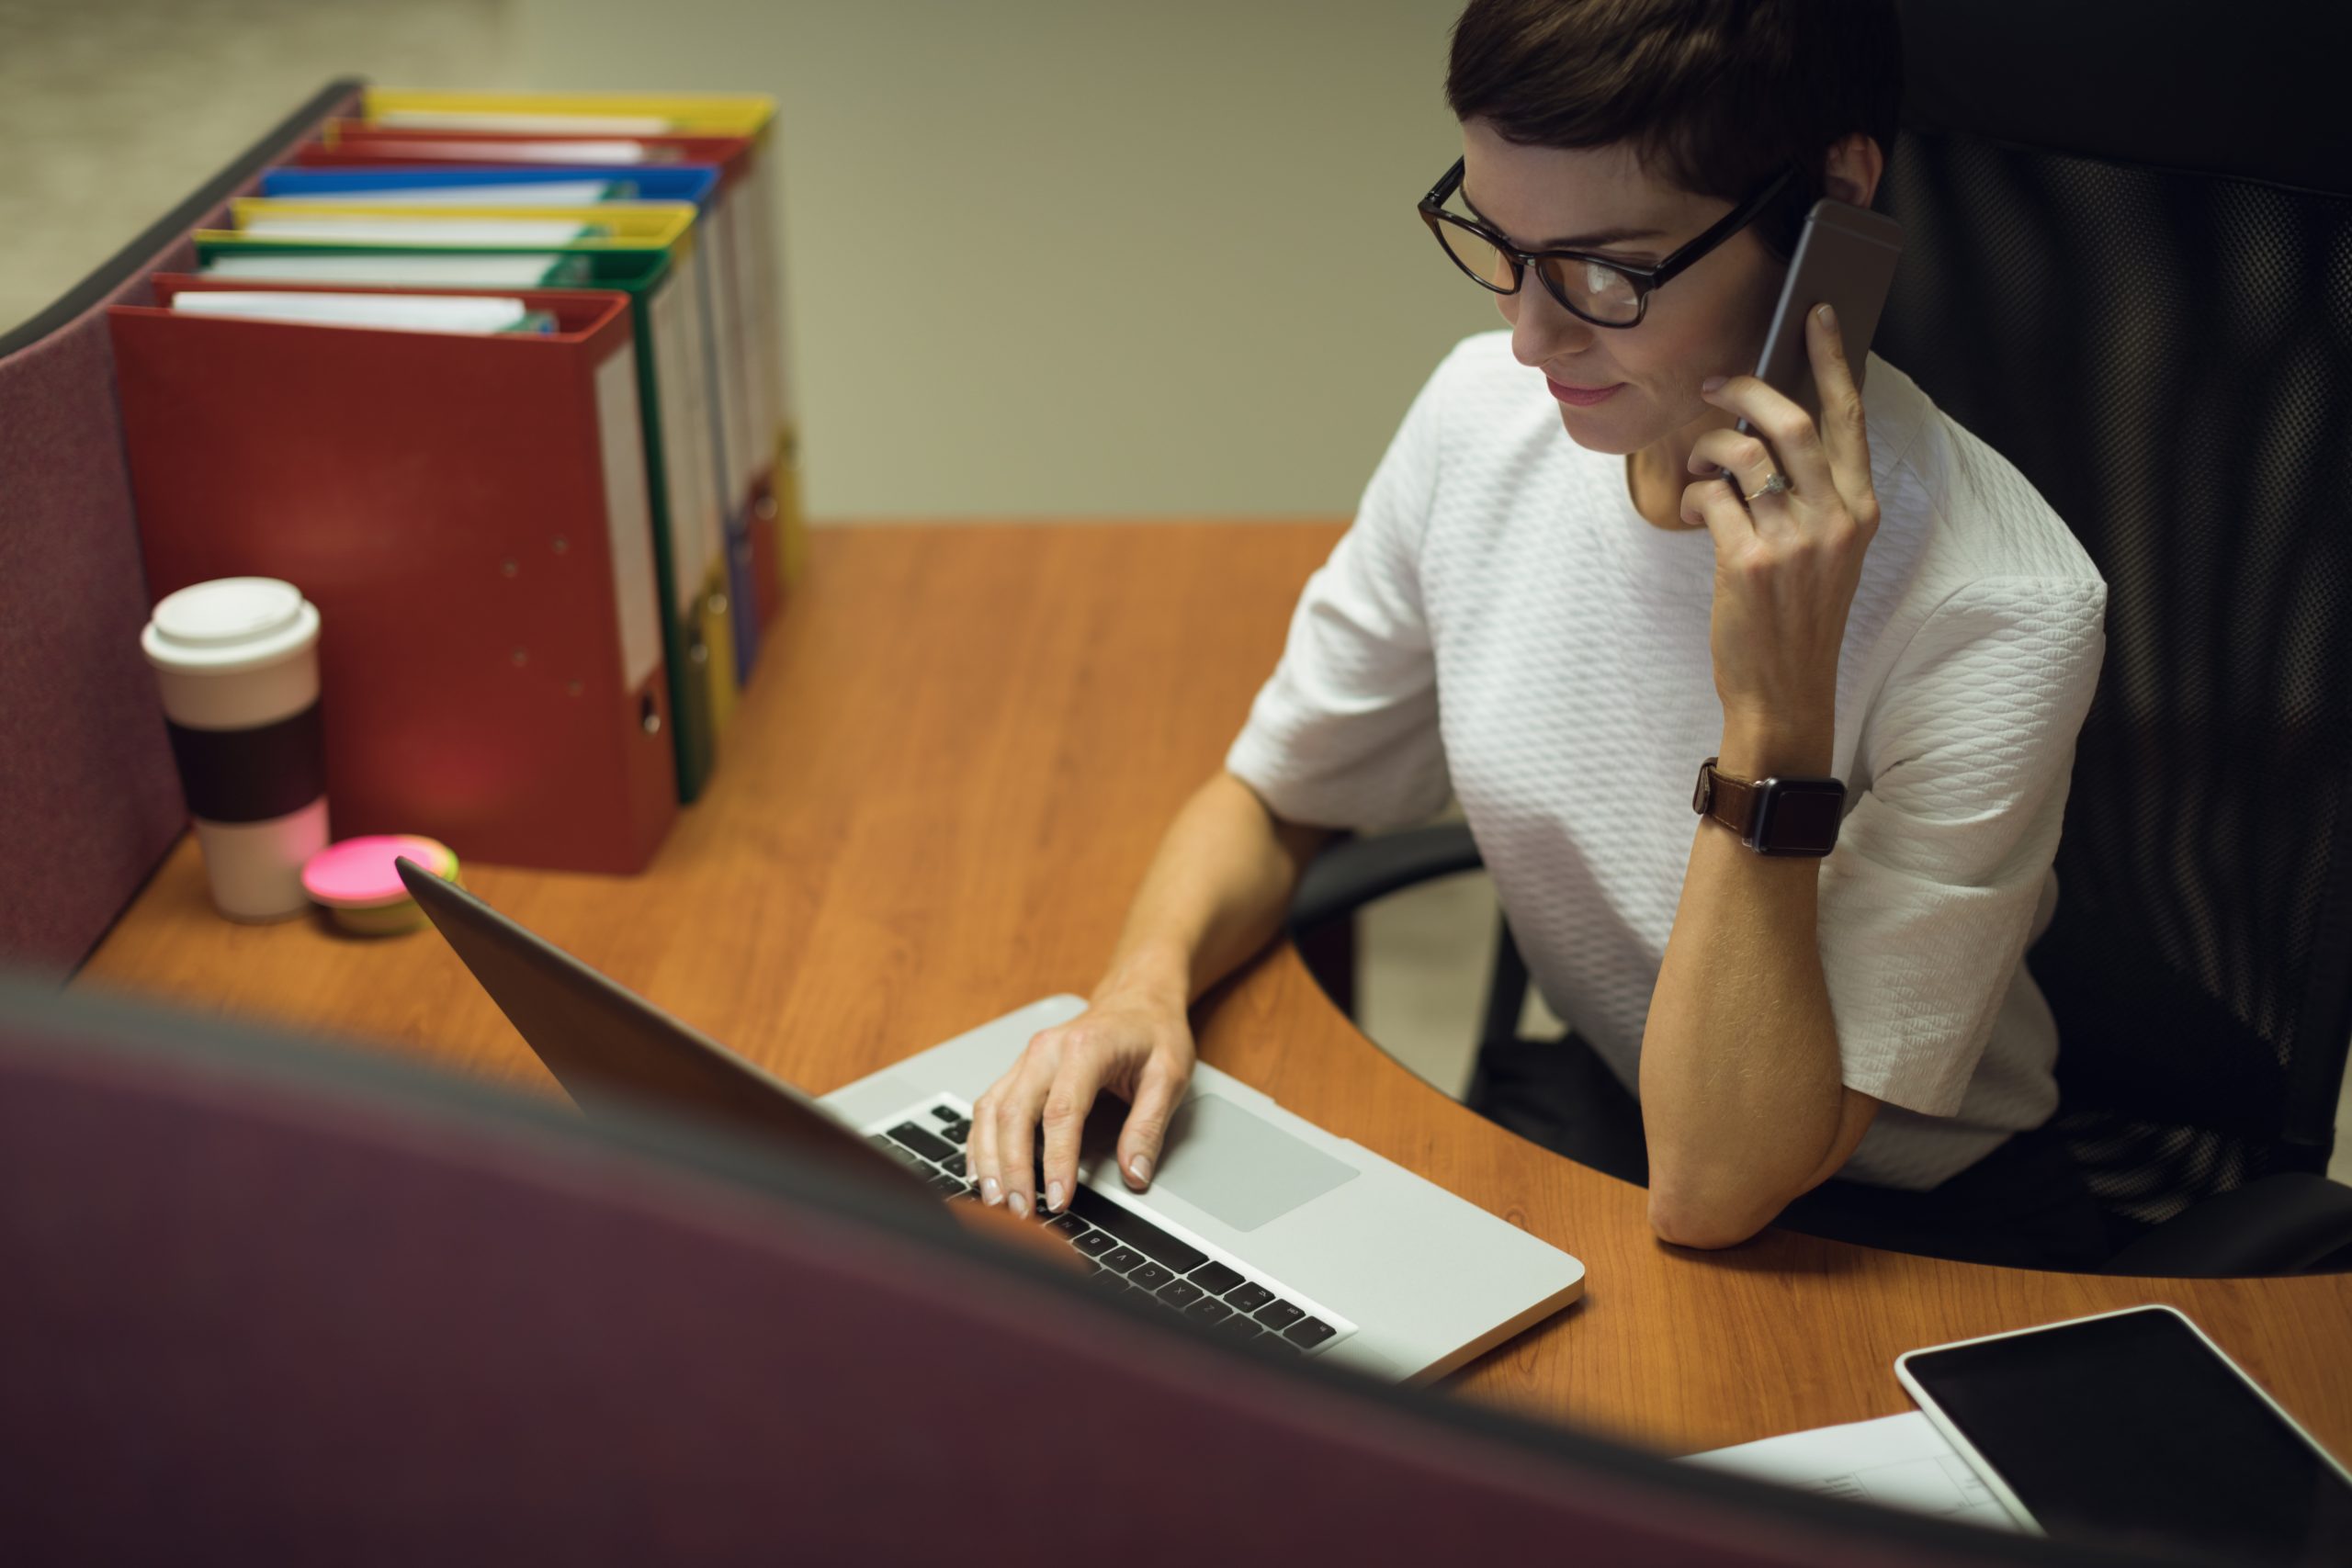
[
  {"left": 1818, "top": 575, "right": 2108, "bottom": 1117},
  {"left": 1223, "top": 349, "right": 1458, "bottom": 831}
]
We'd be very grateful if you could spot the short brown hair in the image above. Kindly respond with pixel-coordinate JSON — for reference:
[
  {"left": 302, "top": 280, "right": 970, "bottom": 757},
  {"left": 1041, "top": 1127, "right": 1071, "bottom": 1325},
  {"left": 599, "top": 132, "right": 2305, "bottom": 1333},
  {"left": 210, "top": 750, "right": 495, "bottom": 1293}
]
[{"left": 1445, "top": 0, "right": 1904, "bottom": 262}]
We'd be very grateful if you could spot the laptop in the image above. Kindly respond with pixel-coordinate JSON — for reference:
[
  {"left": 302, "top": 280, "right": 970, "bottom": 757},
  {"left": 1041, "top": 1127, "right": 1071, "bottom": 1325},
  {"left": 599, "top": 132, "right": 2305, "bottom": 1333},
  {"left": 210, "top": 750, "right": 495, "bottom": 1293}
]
[{"left": 395, "top": 858, "right": 1586, "bottom": 1383}]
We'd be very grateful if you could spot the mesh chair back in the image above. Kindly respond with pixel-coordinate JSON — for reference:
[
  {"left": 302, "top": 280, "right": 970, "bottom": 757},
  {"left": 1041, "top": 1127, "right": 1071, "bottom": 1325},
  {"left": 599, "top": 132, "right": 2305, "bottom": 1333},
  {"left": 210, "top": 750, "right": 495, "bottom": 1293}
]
[{"left": 1871, "top": 7, "right": 2352, "bottom": 1226}]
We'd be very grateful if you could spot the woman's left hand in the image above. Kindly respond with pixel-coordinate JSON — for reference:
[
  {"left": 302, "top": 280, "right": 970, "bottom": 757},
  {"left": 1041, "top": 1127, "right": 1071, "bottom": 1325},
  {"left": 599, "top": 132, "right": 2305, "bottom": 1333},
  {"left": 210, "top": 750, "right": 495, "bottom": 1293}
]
[{"left": 1680, "top": 302, "right": 1880, "bottom": 773}]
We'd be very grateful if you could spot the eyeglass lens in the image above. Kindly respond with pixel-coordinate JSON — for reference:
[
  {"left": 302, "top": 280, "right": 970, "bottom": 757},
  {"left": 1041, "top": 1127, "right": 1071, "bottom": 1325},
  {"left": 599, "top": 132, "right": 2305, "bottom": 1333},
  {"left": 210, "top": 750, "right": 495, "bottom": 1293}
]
[{"left": 1432, "top": 217, "right": 1643, "bottom": 325}]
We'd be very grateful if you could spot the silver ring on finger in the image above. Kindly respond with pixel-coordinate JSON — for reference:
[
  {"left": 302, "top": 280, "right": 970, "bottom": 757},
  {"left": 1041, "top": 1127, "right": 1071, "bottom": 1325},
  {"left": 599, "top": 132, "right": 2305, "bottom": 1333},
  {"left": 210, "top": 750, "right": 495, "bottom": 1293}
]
[{"left": 1744, "top": 469, "right": 1791, "bottom": 502}]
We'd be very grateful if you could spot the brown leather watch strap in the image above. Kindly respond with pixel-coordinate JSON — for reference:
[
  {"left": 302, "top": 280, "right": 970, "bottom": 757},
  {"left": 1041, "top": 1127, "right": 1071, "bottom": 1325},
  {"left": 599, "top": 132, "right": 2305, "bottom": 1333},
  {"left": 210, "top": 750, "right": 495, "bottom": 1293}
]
[
  {"left": 1691, "top": 757, "right": 1757, "bottom": 840},
  {"left": 1691, "top": 756, "right": 1848, "bottom": 855}
]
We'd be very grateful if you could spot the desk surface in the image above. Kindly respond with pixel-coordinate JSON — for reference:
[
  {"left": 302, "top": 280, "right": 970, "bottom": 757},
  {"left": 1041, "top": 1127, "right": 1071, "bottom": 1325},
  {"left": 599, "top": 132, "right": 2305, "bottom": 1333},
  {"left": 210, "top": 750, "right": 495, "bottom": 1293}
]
[{"left": 77, "top": 522, "right": 2352, "bottom": 1460}]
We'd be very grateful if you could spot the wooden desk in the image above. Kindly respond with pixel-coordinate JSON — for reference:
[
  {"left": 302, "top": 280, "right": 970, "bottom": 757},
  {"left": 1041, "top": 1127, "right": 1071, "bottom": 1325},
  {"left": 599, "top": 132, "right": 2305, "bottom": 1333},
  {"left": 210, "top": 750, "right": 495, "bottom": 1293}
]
[{"left": 77, "top": 522, "right": 2352, "bottom": 1460}]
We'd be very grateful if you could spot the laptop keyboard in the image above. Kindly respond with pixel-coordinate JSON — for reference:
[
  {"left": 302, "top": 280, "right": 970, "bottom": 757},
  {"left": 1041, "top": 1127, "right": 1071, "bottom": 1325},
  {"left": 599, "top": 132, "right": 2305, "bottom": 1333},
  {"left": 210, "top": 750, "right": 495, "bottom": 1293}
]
[{"left": 867, "top": 1100, "right": 1346, "bottom": 1356}]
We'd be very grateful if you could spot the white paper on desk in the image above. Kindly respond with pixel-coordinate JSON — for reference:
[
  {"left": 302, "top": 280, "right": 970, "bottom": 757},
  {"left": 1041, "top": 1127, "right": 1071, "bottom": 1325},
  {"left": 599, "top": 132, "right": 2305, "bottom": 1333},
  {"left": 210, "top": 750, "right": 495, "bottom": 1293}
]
[
  {"left": 374, "top": 110, "right": 675, "bottom": 137},
  {"left": 1682, "top": 1412, "right": 2018, "bottom": 1530},
  {"left": 305, "top": 181, "right": 623, "bottom": 209},
  {"left": 172, "top": 291, "right": 528, "bottom": 335},
  {"left": 358, "top": 138, "right": 654, "bottom": 166},
  {"left": 239, "top": 215, "right": 597, "bottom": 245},
  {"left": 201, "top": 253, "right": 571, "bottom": 288}
]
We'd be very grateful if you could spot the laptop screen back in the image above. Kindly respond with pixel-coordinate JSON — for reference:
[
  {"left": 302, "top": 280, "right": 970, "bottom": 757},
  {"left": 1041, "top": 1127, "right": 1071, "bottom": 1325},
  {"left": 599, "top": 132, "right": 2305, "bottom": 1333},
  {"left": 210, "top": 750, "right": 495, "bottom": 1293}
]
[{"left": 395, "top": 856, "right": 939, "bottom": 1213}]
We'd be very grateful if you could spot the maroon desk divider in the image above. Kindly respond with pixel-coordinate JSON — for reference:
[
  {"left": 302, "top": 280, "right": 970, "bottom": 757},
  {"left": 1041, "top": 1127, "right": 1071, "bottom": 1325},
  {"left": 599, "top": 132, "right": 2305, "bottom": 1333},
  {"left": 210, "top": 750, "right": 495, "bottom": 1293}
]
[
  {"left": 0, "top": 977, "right": 2073, "bottom": 1568},
  {"left": 0, "top": 79, "right": 365, "bottom": 976}
]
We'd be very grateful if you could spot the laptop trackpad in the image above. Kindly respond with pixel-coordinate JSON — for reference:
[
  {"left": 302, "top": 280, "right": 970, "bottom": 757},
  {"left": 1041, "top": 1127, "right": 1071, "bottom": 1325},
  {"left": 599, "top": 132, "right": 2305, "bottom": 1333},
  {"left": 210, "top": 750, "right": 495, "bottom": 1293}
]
[{"left": 1150, "top": 1093, "right": 1358, "bottom": 1233}]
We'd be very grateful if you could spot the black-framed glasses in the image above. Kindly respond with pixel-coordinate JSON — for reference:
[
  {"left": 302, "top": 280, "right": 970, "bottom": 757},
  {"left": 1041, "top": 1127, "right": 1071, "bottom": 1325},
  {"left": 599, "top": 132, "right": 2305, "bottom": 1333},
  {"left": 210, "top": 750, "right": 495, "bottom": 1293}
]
[{"left": 1419, "top": 157, "right": 1795, "bottom": 328}]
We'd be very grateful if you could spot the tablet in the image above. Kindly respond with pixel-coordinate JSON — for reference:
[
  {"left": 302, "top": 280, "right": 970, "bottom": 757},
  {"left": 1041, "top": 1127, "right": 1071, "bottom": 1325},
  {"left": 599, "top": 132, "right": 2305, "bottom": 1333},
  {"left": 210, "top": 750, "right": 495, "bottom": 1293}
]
[{"left": 1895, "top": 1304, "right": 2352, "bottom": 1563}]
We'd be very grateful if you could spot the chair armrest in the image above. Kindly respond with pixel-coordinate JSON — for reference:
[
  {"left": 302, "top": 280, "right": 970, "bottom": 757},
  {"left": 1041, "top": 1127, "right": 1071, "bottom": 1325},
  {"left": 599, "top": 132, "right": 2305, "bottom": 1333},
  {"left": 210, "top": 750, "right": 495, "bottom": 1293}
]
[
  {"left": 2100, "top": 1172, "right": 2352, "bottom": 1277},
  {"left": 1287, "top": 824, "right": 1484, "bottom": 935}
]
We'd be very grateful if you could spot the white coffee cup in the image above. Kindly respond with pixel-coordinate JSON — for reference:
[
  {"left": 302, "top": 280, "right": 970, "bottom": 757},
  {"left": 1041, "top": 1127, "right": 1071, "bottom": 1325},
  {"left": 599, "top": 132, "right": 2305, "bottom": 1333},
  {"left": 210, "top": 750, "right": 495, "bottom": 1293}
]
[{"left": 141, "top": 578, "right": 328, "bottom": 921}]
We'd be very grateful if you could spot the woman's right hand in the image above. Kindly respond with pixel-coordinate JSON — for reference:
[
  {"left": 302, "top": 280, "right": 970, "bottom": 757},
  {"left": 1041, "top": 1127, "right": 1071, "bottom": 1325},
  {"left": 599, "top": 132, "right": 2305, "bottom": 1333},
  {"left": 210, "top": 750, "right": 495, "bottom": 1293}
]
[{"left": 966, "top": 984, "right": 1195, "bottom": 1221}]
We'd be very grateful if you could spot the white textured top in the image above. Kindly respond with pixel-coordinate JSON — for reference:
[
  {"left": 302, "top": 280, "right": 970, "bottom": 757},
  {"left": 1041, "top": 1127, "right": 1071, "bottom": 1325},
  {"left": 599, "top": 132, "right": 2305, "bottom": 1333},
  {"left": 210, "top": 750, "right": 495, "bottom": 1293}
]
[{"left": 1227, "top": 331, "right": 2107, "bottom": 1189}]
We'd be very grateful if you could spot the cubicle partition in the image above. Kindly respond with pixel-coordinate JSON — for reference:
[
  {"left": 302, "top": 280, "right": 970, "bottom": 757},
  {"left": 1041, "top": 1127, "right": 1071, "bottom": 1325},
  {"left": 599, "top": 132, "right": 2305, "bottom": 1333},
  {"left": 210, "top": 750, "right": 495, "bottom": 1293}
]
[
  {"left": 0, "top": 80, "right": 367, "bottom": 976},
  {"left": 0, "top": 976, "right": 2110, "bottom": 1567}
]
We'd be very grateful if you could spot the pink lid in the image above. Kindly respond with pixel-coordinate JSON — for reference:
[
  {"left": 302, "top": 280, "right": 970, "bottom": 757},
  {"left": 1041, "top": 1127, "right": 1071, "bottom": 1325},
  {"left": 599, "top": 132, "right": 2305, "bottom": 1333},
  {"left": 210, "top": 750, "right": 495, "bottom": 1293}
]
[{"left": 302, "top": 835, "right": 458, "bottom": 908}]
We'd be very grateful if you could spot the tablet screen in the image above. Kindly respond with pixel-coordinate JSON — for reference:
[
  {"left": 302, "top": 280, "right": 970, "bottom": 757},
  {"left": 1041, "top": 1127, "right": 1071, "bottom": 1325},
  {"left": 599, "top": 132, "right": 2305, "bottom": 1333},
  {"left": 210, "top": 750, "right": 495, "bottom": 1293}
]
[{"left": 1903, "top": 1307, "right": 2352, "bottom": 1564}]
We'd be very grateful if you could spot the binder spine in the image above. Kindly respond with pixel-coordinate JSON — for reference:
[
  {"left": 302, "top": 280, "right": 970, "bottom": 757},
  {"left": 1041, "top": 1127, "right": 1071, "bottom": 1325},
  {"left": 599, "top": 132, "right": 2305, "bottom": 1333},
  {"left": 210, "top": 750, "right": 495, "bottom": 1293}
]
[{"left": 630, "top": 265, "right": 718, "bottom": 805}]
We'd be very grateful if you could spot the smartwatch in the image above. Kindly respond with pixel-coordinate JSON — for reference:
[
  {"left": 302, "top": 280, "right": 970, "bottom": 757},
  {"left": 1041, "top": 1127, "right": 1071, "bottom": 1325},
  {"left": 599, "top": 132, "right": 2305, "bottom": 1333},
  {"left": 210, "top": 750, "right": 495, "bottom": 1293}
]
[{"left": 1691, "top": 757, "right": 1846, "bottom": 857}]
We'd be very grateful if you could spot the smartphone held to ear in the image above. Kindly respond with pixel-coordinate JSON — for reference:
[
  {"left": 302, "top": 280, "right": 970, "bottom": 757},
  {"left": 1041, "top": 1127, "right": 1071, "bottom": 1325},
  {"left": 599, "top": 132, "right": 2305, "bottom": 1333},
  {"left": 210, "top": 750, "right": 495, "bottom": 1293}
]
[{"left": 1719, "top": 198, "right": 1904, "bottom": 490}]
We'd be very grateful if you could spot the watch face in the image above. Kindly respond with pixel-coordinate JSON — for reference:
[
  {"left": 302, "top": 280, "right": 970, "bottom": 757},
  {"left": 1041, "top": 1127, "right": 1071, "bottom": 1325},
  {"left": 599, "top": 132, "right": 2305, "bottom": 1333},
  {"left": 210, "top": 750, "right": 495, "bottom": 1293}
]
[{"left": 1752, "top": 780, "right": 1846, "bottom": 854}]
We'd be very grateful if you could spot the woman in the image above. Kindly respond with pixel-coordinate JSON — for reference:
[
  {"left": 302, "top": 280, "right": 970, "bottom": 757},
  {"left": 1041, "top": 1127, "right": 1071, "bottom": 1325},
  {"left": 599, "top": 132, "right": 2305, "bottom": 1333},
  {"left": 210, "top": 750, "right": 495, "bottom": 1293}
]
[{"left": 970, "top": 0, "right": 2112, "bottom": 1269}]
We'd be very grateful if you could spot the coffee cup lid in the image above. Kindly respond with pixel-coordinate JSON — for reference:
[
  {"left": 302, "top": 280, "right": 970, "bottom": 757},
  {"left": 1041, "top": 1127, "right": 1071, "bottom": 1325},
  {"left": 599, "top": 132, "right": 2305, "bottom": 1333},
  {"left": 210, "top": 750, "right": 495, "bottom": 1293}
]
[{"left": 142, "top": 578, "right": 320, "bottom": 674}]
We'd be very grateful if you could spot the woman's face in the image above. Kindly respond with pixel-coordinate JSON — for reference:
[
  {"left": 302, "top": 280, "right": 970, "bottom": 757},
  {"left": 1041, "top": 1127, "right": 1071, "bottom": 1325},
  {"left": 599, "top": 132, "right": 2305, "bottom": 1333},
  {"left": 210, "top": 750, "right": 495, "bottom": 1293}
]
[{"left": 1458, "top": 116, "right": 1783, "bottom": 456}]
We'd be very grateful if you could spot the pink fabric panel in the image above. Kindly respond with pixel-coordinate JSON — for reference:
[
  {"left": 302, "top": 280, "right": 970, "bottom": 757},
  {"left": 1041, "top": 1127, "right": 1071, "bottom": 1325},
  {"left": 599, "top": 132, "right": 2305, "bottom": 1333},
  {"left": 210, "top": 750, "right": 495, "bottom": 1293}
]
[
  {"left": 0, "top": 248, "right": 195, "bottom": 976},
  {"left": 0, "top": 81, "right": 352, "bottom": 976},
  {"left": 0, "top": 1014, "right": 1942, "bottom": 1567}
]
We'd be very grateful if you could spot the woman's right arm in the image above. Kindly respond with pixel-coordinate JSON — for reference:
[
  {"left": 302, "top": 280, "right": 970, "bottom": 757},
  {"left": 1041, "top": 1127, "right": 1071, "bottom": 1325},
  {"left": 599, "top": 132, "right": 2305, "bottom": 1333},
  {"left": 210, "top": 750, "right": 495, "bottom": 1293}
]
[{"left": 965, "top": 769, "right": 1330, "bottom": 1221}]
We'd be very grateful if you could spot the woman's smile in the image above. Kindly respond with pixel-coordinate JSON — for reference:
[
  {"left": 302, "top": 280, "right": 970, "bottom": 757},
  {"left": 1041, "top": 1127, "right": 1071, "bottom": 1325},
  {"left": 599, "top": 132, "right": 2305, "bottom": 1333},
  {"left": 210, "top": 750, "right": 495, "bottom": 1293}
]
[{"left": 1546, "top": 378, "right": 1625, "bottom": 405}]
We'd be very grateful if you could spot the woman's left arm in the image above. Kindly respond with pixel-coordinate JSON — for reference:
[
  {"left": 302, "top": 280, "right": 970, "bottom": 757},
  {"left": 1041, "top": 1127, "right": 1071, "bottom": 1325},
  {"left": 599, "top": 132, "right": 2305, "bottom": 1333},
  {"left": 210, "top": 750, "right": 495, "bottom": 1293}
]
[
  {"left": 1640, "top": 302, "right": 1883, "bottom": 1249},
  {"left": 1642, "top": 788, "right": 1880, "bottom": 1248}
]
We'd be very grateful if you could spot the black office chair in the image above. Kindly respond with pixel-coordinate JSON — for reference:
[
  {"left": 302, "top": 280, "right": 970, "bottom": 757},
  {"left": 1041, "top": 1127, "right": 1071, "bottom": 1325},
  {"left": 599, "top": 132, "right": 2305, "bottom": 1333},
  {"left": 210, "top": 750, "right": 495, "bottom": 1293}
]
[{"left": 1290, "top": 0, "right": 2352, "bottom": 1277}]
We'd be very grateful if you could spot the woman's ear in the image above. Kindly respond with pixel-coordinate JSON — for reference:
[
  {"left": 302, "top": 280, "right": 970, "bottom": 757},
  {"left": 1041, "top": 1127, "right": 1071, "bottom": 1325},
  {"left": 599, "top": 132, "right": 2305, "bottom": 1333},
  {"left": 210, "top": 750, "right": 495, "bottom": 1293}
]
[{"left": 1821, "top": 131, "right": 1885, "bottom": 210}]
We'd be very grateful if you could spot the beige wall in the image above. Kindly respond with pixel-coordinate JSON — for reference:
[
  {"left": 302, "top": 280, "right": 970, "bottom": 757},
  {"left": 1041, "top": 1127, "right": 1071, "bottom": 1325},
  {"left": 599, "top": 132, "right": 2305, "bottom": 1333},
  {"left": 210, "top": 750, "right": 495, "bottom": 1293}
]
[
  {"left": 0, "top": 0, "right": 519, "bottom": 326},
  {"left": 0, "top": 0, "right": 1498, "bottom": 520}
]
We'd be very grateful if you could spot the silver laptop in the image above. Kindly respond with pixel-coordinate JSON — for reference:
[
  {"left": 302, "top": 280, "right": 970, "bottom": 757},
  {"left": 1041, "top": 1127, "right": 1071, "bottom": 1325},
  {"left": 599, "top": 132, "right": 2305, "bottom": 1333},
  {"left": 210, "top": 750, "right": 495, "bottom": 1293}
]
[{"left": 396, "top": 858, "right": 1585, "bottom": 1384}]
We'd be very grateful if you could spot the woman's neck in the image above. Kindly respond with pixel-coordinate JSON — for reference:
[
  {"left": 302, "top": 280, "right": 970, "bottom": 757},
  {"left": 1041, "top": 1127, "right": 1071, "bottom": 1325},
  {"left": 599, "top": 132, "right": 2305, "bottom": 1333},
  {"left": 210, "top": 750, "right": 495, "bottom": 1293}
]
[
  {"left": 1623, "top": 401, "right": 1747, "bottom": 532},
  {"left": 1627, "top": 446, "right": 1702, "bottom": 533}
]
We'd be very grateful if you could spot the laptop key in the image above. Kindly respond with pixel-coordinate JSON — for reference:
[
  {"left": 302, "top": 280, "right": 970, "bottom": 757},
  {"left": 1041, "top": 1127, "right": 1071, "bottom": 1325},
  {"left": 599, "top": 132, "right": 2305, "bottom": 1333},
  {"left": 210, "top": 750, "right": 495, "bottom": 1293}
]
[
  {"left": 1070, "top": 1230, "right": 1117, "bottom": 1258},
  {"left": 1061, "top": 1184, "right": 1208, "bottom": 1274},
  {"left": 945, "top": 1120, "right": 971, "bottom": 1145},
  {"left": 1127, "top": 1262, "right": 1174, "bottom": 1292},
  {"left": 1156, "top": 1280, "right": 1204, "bottom": 1309},
  {"left": 931, "top": 1105, "right": 961, "bottom": 1123},
  {"left": 1215, "top": 1314, "right": 1260, "bottom": 1340},
  {"left": 1101, "top": 1247, "right": 1148, "bottom": 1275},
  {"left": 1224, "top": 1282, "right": 1274, "bottom": 1314},
  {"left": 1253, "top": 1301, "right": 1305, "bottom": 1332},
  {"left": 1186, "top": 1298, "right": 1233, "bottom": 1325},
  {"left": 888, "top": 1122, "right": 956, "bottom": 1162},
  {"left": 1187, "top": 1261, "right": 1244, "bottom": 1296},
  {"left": 1283, "top": 1317, "right": 1336, "bottom": 1349},
  {"left": 941, "top": 1152, "right": 967, "bottom": 1179},
  {"left": 1047, "top": 1213, "right": 1088, "bottom": 1238},
  {"left": 928, "top": 1173, "right": 964, "bottom": 1196}
]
